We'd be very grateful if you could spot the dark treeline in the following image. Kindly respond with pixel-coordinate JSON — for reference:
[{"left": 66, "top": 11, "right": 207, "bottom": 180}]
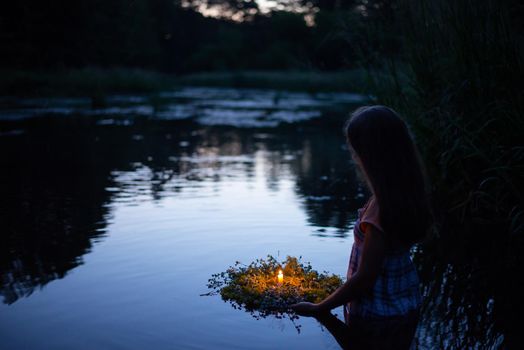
[{"left": 0, "top": 0, "right": 375, "bottom": 73}]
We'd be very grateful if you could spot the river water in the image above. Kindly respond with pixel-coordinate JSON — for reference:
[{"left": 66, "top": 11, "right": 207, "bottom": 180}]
[{"left": 0, "top": 87, "right": 504, "bottom": 349}]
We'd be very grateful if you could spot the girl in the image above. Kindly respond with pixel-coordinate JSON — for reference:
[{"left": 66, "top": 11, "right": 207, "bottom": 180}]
[{"left": 291, "top": 105, "right": 433, "bottom": 349}]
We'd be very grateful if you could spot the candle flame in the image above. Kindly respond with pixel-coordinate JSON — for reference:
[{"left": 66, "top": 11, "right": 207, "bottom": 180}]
[{"left": 277, "top": 269, "right": 284, "bottom": 283}]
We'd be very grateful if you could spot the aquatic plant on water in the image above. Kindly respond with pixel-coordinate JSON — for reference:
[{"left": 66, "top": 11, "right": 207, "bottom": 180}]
[{"left": 203, "top": 255, "right": 343, "bottom": 331}]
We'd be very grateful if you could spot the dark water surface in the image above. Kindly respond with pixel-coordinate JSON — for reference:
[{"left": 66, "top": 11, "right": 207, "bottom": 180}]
[
  {"left": 0, "top": 88, "right": 367, "bottom": 349},
  {"left": 0, "top": 88, "right": 505, "bottom": 349}
]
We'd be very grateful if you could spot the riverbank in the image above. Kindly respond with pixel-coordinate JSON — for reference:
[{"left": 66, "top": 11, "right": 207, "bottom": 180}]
[
  {"left": 0, "top": 68, "right": 371, "bottom": 98},
  {"left": 176, "top": 70, "right": 370, "bottom": 93}
]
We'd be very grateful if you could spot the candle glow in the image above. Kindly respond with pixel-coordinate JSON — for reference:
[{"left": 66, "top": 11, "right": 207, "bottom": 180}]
[{"left": 277, "top": 269, "right": 284, "bottom": 284}]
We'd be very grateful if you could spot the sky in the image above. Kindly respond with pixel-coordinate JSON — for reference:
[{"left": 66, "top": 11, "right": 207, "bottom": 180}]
[
  {"left": 187, "top": 0, "right": 316, "bottom": 23},
  {"left": 257, "top": 0, "right": 279, "bottom": 13}
]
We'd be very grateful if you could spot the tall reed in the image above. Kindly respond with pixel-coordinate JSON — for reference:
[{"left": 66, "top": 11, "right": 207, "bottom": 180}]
[{"left": 359, "top": 0, "right": 523, "bottom": 346}]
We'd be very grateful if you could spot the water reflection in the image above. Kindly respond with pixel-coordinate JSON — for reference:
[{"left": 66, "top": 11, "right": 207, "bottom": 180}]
[
  {"left": 0, "top": 89, "right": 364, "bottom": 307},
  {"left": 0, "top": 121, "right": 114, "bottom": 304}
]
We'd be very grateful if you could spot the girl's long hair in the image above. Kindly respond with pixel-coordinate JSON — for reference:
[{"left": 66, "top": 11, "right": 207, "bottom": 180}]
[{"left": 344, "top": 105, "right": 433, "bottom": 247}]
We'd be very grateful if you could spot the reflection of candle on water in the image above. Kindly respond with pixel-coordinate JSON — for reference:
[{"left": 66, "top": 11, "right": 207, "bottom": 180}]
[{"left": 278, "top": 269, "right": 284, "bottom": 284}]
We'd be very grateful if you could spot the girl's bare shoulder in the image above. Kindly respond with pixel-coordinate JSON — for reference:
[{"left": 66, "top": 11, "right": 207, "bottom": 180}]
[{"left": 359, "top": 196, "right": 385, "bottom": 234}]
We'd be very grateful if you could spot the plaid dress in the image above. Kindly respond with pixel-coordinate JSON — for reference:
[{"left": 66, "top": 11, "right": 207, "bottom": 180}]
[{"left": 344, "top": 197, "right": 422, "bottom": 321}]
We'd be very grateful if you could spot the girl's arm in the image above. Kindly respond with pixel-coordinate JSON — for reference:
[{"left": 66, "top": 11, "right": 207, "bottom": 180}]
[{"left": 290, "top": 224, "right": 387, "bottom": 316}]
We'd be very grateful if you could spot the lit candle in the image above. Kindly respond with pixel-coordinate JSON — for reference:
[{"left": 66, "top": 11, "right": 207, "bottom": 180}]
[{"left": 277, "top": 269, "right": 284, "bottom": 284}]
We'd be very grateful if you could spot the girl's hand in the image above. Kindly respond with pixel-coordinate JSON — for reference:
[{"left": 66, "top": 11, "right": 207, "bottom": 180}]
[{"left": 289, "top": 302, "right": 322, "bottom": 317}]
